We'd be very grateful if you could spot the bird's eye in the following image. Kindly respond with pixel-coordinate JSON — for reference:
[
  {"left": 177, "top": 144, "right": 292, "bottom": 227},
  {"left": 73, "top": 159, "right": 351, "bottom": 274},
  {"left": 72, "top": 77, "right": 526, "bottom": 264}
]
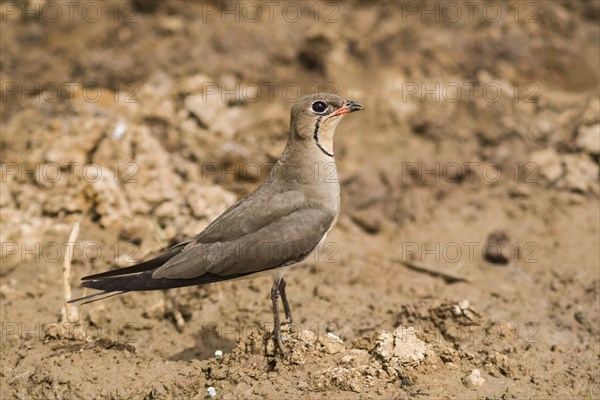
[{"left": 311, "top": 101, "right": 327, "bottom": 114}]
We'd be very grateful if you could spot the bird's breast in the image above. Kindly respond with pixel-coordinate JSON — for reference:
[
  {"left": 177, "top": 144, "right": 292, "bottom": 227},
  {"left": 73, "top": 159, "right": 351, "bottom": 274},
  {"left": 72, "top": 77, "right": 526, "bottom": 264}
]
[
  {"left": 305, "top": 165, "right": 340, "bottom": 215},
  {"left": 272, "top": 151, "right": 340, "bottom": 214}
]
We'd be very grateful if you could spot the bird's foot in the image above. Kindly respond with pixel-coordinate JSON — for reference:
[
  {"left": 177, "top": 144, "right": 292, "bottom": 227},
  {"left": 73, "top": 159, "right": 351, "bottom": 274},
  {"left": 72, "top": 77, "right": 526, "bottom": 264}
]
[
  {"left": 275, "top": 335, "right": 287, "bottom": 355},
  {"left": 270, "top": 329, "right": 287, "bottom": 355},
  {"left": 272, "top": 323, "right": 296, "bottom": 355}
]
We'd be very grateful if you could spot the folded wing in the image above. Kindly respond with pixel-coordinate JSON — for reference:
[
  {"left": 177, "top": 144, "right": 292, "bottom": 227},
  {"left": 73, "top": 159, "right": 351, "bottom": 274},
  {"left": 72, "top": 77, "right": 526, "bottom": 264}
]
[{"left": 76, "top": 189, "right": 333, "bottom": 295}]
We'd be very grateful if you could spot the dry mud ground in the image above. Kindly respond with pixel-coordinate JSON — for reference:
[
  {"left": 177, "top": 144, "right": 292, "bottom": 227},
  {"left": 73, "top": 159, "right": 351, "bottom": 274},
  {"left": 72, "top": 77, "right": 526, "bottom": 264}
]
[{"left": 1, "top": 1, "right": 599, "bottom": 399}]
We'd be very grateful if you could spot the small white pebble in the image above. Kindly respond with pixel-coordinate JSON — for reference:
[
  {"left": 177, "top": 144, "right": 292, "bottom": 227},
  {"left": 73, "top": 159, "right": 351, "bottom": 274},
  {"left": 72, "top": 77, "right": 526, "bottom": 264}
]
[
  {"left": 464, "top": 368, "right": 485, "bottom": 387},
  {"left": 207, "top": 386, "right": 217, "bottom": 397},
  {"left": 452, "top": 305, "right": 462, "bottom": 316},
  {"left": 326, "top": 332, "right": 343, "bottom": 343},
  {"left": 112, "top": 121, "right": 126, "bottom": 140},
  {"left": 214, "top": 350, "right": 223, "bottom": 357},
  {"left": 459, "top": 299, "right": 470, "bottom": 310}
]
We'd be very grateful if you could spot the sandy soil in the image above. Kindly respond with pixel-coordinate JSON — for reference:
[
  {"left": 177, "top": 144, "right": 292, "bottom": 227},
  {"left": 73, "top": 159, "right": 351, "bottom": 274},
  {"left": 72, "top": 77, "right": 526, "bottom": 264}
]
[{"left": 1, "top": 1, "right": 599, "bottom": 399}]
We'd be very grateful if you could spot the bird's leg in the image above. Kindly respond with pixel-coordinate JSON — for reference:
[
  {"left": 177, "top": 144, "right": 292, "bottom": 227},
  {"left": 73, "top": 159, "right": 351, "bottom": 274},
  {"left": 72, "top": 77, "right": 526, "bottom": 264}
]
[
  {"left": 271, "top": 284, "right": 286, "bottom": 354},
  {"left": 278, "top": 278, "right": 293, "bottom": 324}
]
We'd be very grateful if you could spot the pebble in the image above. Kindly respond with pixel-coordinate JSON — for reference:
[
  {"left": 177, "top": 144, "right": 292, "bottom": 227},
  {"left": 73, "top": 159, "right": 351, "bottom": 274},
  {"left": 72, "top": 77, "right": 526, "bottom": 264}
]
[
  {"left": 322, "top": 332, "right": 345, "bottom": 354},
  {"left": 531, "top": 148, "right": 564, "bottom": 183},
  {"left": 374, "top": 327, "right": 427, "bottom": 368},
  {"left": 484, "top": 230, "right": 512, "bottom": 265},
  {"left": 206, "top": 386, "right": 217, "bottom": 397},
  {"left": 463, "top": 369, "right": 485, "bottom": 388}
]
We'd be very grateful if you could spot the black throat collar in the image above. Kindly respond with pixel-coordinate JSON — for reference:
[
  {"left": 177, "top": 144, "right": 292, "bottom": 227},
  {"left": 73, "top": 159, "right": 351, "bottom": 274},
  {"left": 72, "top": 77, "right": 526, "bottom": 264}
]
[{"left": 313, "top": 117, "right": 334, "bottom": 157}]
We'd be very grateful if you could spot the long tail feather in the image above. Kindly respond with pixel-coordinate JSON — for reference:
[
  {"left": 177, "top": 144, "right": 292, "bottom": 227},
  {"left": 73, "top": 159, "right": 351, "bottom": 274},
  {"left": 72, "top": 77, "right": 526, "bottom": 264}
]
[
  {"left": 80, "top": 291, "right": 126, "bottom": 305},
  {"left": 82, "top": 246, "right": 184, "bottom": 281},
  {"left": 68, "top": 290, "right": 111, "bottom": 304}
]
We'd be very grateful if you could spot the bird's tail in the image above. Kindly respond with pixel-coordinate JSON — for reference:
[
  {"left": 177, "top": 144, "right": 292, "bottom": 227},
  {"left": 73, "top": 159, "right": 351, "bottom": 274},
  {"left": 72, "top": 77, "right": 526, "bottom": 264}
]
[
  {"left": 68, "top": 290, "right": 127, "bottom": 305},
  {"left": 70, "top": 270, "right": 237, "bottom": 304},
  {"left": 69, "top": 241, "right": 251, "bottom": 304},
  {"left": 69, "top": 245, "right": 188, "bottom": 304}
]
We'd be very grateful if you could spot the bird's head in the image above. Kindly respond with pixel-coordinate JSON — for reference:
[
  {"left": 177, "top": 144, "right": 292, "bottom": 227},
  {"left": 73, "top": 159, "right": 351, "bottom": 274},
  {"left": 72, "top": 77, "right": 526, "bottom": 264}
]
[{"left": 290, "top": 93, "right": 364, "bottom": 157}]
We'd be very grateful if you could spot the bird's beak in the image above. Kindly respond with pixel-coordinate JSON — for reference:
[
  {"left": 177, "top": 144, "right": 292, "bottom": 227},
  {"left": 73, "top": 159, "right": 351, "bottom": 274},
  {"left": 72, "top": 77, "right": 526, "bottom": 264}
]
[{"left": 332, "top": 100, "right": 365, "bottom": 116}]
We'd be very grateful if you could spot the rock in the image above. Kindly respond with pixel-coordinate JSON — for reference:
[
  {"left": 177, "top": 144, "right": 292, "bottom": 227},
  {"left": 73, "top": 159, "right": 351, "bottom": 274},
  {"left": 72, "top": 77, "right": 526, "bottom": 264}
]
[
  {"left": 374, "top": 327, "right": 427, "bottom": 370},
  {"left": 328, "top": 366, "right": 363, "bottom": 393},
  {"left": 463, "top": 369, "right": 485, "bottom": 388},
  {"left": 206, "top": 386, "right": 217, "bottom": 398},
  {"left": 440, "top": 348, "right": 455, "bottom": 363},
  {"left": 558, "top": 154, "right": 599, "bottom": 193},
  {"left": 297, "top": 329, "right": 317, "bottom": 347},
  {"left": 530, "top": 149, "right": 599, "bottom": 193},
  {"left": 484, "top": 230, "right": 515, "bottom": 265},
  {"left": 452, "top": 300, "right": 471, "bottom": 316},
  {"left": 429, "top": 301, "right": 482, "bottom": 330},
  {"left": 576, "top": 124, "right": 600, "bottom": 156},
  {"left": 321, "top": 332, "right": 345, "bottom": 354},
  {"left": 531, "top": 148, "right": 564, "bottom": 183}
]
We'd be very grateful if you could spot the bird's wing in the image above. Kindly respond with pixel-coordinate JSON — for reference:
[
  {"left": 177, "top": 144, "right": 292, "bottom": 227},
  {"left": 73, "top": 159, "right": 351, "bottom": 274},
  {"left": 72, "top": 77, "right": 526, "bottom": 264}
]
[
  {"left": 151, "top": 206, "right": 335, "bottom": 279},
  {"left": 195, "top": 187, "right": 307, "bottom": 243},
  {"left": 81, "top": 188, "right": 305, "bottom": 281}
]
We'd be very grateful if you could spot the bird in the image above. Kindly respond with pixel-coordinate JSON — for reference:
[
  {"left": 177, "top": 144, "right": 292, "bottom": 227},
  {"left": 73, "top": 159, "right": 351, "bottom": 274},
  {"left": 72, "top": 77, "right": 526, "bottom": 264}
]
[{"left": 70, "top": 93, "right": 364, "bottom": 353}]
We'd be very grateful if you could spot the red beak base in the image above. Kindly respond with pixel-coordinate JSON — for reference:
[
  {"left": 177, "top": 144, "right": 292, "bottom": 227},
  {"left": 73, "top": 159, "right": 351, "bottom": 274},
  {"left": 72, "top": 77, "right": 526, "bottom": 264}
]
[{"left": 332, "top": 100, "right": 364, "bottom": 116}]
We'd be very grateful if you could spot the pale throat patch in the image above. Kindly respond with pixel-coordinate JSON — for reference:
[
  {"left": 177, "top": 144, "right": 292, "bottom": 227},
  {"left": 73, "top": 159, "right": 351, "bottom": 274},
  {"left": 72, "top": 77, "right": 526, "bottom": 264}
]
[{"left": 314, "top": 116, "right": 340, "bottom": 157}]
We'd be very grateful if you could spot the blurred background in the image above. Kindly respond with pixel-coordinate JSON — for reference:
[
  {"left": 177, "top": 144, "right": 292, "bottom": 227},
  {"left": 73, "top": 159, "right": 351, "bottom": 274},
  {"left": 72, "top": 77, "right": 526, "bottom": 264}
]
[{"left": 1, "top": 1, "right": 598, "bottom": 398}]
